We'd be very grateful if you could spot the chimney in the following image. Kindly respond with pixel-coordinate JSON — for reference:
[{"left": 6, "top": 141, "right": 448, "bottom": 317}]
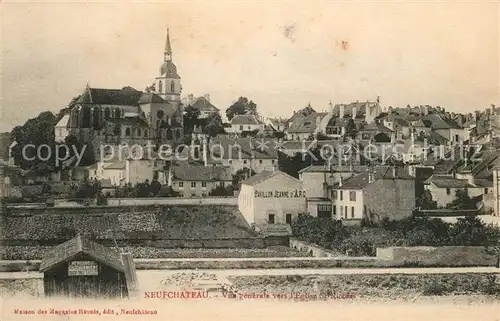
[
  {"left": 204, "top": 94, "right": 211, "bottom": 102},
  {"left": 352, "top": 106, "right": 357, "bottom": 120},
  {"left": 368, "top": 171, "right": 374, "bottom": 183},
  {"left": 423, "top": 105, "right": 429, "bottom": 115},
  {"left": 339, "top": 105, "right": 345, "bottom": 118}
]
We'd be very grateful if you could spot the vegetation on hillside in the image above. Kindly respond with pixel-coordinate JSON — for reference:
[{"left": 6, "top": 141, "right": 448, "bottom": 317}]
[{"left": 292, "top": 214, "right": 500, "bottom": 256}]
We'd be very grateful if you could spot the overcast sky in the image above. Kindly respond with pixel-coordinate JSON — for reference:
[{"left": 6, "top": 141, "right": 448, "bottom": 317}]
[{"left": 1, "top": 1, "right": 499, "bottom": 132}]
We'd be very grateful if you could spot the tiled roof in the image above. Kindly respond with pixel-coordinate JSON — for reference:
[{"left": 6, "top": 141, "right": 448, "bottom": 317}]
[
  {"left": 171, "top": 165, "right": 232, "bottom": 181},
  {"left": 331, "top": 101, "right": 377, "bottom": 118},
  {"left": 359, "top": 121, "right": 393, "bottom": 133},
  {"left": 231, "top": 114, "right": 261, "bottom": 125},
  {"left": 241, "top": 170, "right": 299, "bottom": 186},
  {"left": 424, "top": 175, "right": 476, "bottom": 188},
  {"left": 287, "top": 115, "right": 318, "bottom": 133},
  {"left": 338, "top": 166, "right": 413, "bottom": 190},
  {"left": 298, "top": 165, "right": 330, "bottom": 173},
  {"left": 473, "top": 179, "right": 493, "bottom": 187},
  {"left": 209, "top": 137, "right": 278, "bottom": 160},
  {"left": 327, "top": 117, "right": 351, "bottom": 127},
  {"left": 191, "top": 97, "right": 219, "bottom": 112},
  {"left": 288, "top": 105, "right": 317, "bottom": 123},
  {"left": 40, "top": 235, "right": 125, "bottom": 273},
  {"left": 77, "top": 87, "right": 143, "bottom": 106}
]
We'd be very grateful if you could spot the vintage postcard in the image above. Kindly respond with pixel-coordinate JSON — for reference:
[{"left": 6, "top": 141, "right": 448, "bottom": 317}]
[{"left": 0, "top": 1, "right": 499, "bottom": 320}]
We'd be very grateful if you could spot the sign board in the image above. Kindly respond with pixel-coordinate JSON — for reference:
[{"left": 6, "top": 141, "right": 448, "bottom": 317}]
[
  {"left": 254, "top": 189, "right": 306, "bottom": 198},
  {"left": 68, "top": 261, "right": 98, "bottom": 276}
]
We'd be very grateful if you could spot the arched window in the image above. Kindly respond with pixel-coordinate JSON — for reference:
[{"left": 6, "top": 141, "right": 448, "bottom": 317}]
[
  {"left": 92, "top": 107, "right": 101, "bottom": 129},
  {"left": 81, "top": 106, "right": 91, "bottom": 128},
  {"left": 125, "top": 127, "right": 131, "bottom": 136},
  {"left": 159, "top": 80, "right": 163, "bottom": 93},
  {"left": 144, "top": 130, "right": 148, "bottom": 138},
  {"left": 115, "top": 108, "right": 121, "bottom": 118},
  {"left": 170, "top": 81, "right": 175, "bottom": 93},
  {"left": 104, "top": 108, "right": 111, "bottom": 119},
  {"left": 137, "top": 128, "right": 141, "bottom": 137},
  {"left": 157, "top": 110, "right": 164, "bottom": 119},
  {"left": 166, "top": 129, "right": 173, "bottom": 140}
]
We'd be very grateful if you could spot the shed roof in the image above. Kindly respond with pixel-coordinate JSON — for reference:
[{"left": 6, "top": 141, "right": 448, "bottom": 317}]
[{"left": 40, "top": 235, "right": 125, "bottom": 273}]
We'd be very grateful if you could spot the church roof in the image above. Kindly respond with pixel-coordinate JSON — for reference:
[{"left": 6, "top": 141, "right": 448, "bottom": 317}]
[
  {"left": 191, "top": 97, "right": 220, "bottom": 112},
  {"left": 76, "top": 87, "right": 143, "bottom": 106},
  {"left": 160, "top": 61, "right": 181, "bottom": 79}
]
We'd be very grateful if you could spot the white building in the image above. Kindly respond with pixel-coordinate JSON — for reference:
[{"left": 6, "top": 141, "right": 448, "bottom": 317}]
[
  {"left": 229, "top": 115, "right": 264, "bottom": 134},
  {"left": 168, "top": 165, "right": 232, "bottom": 197},
  {"left": 238, "top": 170, "right": 307, "bottom": 227}
]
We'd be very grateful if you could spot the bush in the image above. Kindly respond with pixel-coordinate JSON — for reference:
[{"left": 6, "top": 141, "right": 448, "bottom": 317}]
[{"left": 422, "top": 281, "right": 444, "bottom": 296}]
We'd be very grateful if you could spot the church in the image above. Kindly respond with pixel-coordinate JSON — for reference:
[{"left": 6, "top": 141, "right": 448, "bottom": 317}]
[{"left": 65, "top": 29, "right": 184, "bottom": 158}]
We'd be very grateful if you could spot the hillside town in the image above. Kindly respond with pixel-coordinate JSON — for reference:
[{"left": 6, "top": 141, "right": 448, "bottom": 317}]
[{"left": 1, "top": 28, "right": 500, "bottom": 305}]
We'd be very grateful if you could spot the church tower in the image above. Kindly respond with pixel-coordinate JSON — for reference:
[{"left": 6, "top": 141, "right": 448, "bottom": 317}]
[{"left": 155, "top": 29, "right": 181, "bottom": 102}]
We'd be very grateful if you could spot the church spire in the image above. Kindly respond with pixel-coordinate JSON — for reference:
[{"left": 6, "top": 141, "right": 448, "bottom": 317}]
[{"left": 164, "top": 29, "right": 172, "bottom": 62}]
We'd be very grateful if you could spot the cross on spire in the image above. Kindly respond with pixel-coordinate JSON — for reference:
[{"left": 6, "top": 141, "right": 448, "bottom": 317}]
[{"left": 164, "top": 28, "right": 172, "bottom": 61}]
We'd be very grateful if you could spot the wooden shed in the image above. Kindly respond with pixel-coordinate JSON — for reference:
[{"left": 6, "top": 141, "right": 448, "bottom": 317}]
[{"left": 39, "top": 235, "right": 129, "bottom": 299}]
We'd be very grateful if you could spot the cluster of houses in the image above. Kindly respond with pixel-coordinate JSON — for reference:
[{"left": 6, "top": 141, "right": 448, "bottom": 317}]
[{"left": 2, "top": 30, "right": 500, "bottom": 230}]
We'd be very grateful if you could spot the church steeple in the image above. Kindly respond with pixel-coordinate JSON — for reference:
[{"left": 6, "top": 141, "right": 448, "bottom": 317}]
[{"left": 164, "top": 29, "right": 172, "bottom": 62}]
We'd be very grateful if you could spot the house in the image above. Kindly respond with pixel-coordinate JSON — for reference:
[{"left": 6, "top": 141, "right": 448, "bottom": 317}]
[
  {"left": 86, "top": 147, "right": 164, "bottom": 187},
  {"left": 168, "top": 165, "right": 232, "bottom": 197},
  {"left": 331, "top": 100, "right": 382, "bottom": 125},
  {"left": 423, "top": 174, "right": 485, "bottom": 208},
  {"left": 357, "top": 121, "right": 394, "bottom": 142},
  {"left": 238, "top": 170, "right": 307, "bottom": 227},
  {"left": 182, "top": 94, "right": 220, "bottom": 119},
  {"left": 229, "top": 115, "right": 264, "bottom": 134},
  {"left": 207, "top": 136, "right": 278, "bottom": 174},
  {"left": 383, "top": 115, "right": 411, "bottom": 138},
  {"left": 287, "top": 104, "right": 316, "bottom": 128},
  {"left": 331, "top": 166, "right": 415, "bottom": 224},
  {"left": 266, "top": 118, "right": 288, "bottom": 132},
  {"left": 426, "top": 114, "right": 469, "bottom": 143},
  {"left": 285, "top": 114, "right": 319, "bottom": 140},
  {"left": 298, "top": 165, "right": 335, "bottom": 218}
]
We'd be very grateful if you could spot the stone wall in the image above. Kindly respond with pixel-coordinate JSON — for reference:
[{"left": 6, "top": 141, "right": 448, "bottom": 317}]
[
  {"left": 290, "top": 238, "right": 340, "bottom": 257},
  {"left": 377, "top": 246, "right": 498, "bottom": 266}
]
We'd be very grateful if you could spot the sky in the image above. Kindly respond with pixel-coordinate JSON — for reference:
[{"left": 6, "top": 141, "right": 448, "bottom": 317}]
[{"left": 1, "top": 1, "right": 499, "bottom": 133}]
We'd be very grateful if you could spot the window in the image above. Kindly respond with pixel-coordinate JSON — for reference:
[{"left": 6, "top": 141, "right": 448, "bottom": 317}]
[
  {"left": 170, "top": 81, "right": 175, "bottom": 92},
  {"left": 344, "top": 206, "right": 348, "bottom": 219},
  {"left": 333, "top": 206, "right": 337, "bottom": 216},
  {"left": 179, "top": 182, "right": 184, "bottom": 188},
  {"left": 455, "top": 134, "right": 459, "bottom": 142},
  {"left": 157, "top": 110, "right": 164, "bottom": 119},
  {"left": 446, "top": 188, "right": 451, "bottom": 195},
  {"left": 159, "top": 81, "right": 163, "bottom": 93},
  {"left": 144, "top": 130, "right": 148, "bottom": 138},
  {"left": 351, "top": 207, "right": 355, "bottom": 218},
  {"left": 285, "top": 214, "right": 292, "bottom": 225},
  {"left": 268, "top": 214, "right": 275, "bottom": 224},
  {"left": 485, "top": 188, "right": 489, "bottom": 194},
  {"left": 243, "top": 160, "right": 248, "bottom": 164},
  {"left": 248, "top": 126, "right": 251, "bottom": 130},
  {"left": 115, "top": 108, "right": 121, "bottom": 118},
  {"left": 240, "top": 125, "right": 243, "bottom": 130},
  {"left": 191, "top": 193, "right": 196, "bottom": 197},
  {"left": 332, "top": 190, "right": 337, "bottom": 200},
  {"left": 340, "top": 206, "right": 343, "bottom": 217},
  {"left": 349, "top": 191, "right": 356, "bottom": 201},
  {"left": 202, "top": 193, "right": 207, "bottom": 197},
  {"left": 259, "top": 160, "right": 263, "bottom": 164},
  {"left": 137, "top": 128, "right": 141, "bottom": 137},
  {"left": 229, "top": 160, "right": 233, "bottom": 164},
  {"left": 364, "top": 205, "right": 367, "bottom": 216},
  {"left": 191, "top": 182, "right": 196, "bottom": 188},
  {"left": 104, "top": 108, "right": 111, "bottom": 119},
  {"left": 125, "top": 127, "right": 131, "bottom": 136},
  {"left": 340, "top": 191, "right": 343, "bottom": 201},
  {"left": 220, "top": 182, "right": 225, "bottom": 188},
  {"left": 272, "top": 160, "right": 275, "bottom": 164},
  {"left": 202, "top": 182, "right": 207, "bottom": 188}
]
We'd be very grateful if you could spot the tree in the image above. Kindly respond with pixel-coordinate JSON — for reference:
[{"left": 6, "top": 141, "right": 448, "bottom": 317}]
[
  {"left": 226, "top": 97, "right": 258, "bottom": 121},
  {"left": 203, "top": 113, "right": 225, "bottom": 138},
  {"left": 183, "top": 105, "right": 201, "bottom": 135},
  {"left": 208, "top": 185, "right": 235, "bottom": 196}
]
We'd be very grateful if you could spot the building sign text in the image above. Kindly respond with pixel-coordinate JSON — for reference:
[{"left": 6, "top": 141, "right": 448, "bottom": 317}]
[
  {"left": 254, "top": 189, "right": 306, "bottom": 198},
  {"left": 68, "top": 261, "right": 98, "bottom": 276}
]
